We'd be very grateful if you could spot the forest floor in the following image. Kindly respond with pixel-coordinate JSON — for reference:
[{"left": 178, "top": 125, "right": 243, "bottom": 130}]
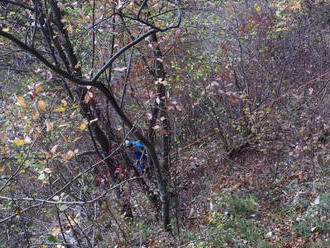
[{"left": 139, "top": 136, "right": 330, "bottom": 248}]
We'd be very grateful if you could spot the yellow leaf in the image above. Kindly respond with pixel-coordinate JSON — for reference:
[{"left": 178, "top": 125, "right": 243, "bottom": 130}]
[
  {"left": 0, "top": 166, "right": 6, "bottom": 173},
  {"left": 17, "top": 96, "right": 28, "bottom": 108},
  {"left": 72, "top": 136, "right": 82, "bottom": 143},
  {"left": 13, "top": 139, "right": 26, "bottom": 146},
  {"left": 41, "top": 150, "right": 52, "bottom": 159},
  {"left": 58, "top": 123, "right": 69, "bottom": 128},
  {"left": 38, "top": 100, "right": 46, "bottom": 111},
  {"left": 79, "top": 122, "right": 87, "bottom": 131},
  {"left": 232, "top": 183, "right": 241, "bottom": 190},
  {"left": 34, "top": 85, "right": 44, "bottom": 95},
  {"left": 290, "top": 1, "right": 301, "bottom": 10},
  {"left": 41, "top": 245, "right": 48, "bottom": 248},
  {"left": 54, "top": 107, "right": 66, "bottom": 112},
  {"left": 67, "top": 24, "right": 73, "bottom": 33},
  {"left": 2, "top": 27, "right": 10, "bottom": 32},
  {"left": 61, "top": 100, "right": 67, "bottom": 107},
  {"left": 51, "top": 153, "right": 60, "bottom": 159}
]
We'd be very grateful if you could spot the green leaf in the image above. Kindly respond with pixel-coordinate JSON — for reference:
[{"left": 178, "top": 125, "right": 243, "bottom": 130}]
[
  {"left": 38, "top": 172, "right": 46, "bottom": 181},
  {"left": 31, "top": 163, "right": 45, "bottom": 169},
  {"left": 264, "top": 107, "right": 271, "bottom": 113},
  {"left": 53, "top": 195, "right": 60, "bottom": 201},
  {"left": 59, "top": 204, "right": 68, "bottom": 211},
  {"left": 47, "top": 235, "right": 57, "bottom": 243}
]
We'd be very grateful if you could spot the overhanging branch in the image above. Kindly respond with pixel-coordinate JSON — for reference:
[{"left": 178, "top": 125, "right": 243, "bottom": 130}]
[
  {"left": 0, "top": 30, "right": 94, "bottom": 86},
  {"left": 91, "top": 28, "right": 158, "bottom": 82}
]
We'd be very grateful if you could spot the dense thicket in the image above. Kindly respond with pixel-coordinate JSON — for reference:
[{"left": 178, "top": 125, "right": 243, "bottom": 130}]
[{"left": 0, "top": 0, "right": 329, "bottom": 247}]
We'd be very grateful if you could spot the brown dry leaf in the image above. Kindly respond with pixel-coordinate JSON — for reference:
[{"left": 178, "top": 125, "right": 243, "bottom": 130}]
[
  {"left": 45, "top": 120, "right": 54, "bottom": 132},
  {"left": 50, "top": 145, "right": 58, "bottom": 154},
  {"left": 14, "top": 206, "right": 23, "bottom": 214},
  {"left": 83, "top": 92, "right": 91, "bottom": 103},
  {"left": 0, "top": 131, "right": 9, "bottom": 142},
  {"left": 229, "top": 96, "right": 239, "bottom": 103},
  {"left": 32, "top": 110, "right": 40, "bottom": 120},
  {"left": 160, "top": 128, "right": 168, "bottom": 135},
  {"left": 19, "top": 111, "right": 25, "bottom": 119},
  {"left": 64, "top": 150, "right": 74, "bottom": 161}
]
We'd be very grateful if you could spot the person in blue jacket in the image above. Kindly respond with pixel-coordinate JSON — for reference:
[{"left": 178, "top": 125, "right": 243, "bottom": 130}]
[{"left": 125, "top": 140, "right": 147, "bottom": 175}]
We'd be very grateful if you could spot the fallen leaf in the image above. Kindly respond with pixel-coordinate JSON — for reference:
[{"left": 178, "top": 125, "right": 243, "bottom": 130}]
[
  {"left": 34, "top": 85, "right": 44, "bottom": 95},
  {"left": 24, "top": 136, "right": 32, "bottom": 144},
  {"left": 52, "top": 227, "right": 61, "bottom": 236},
  {"left": 67, "top": 24, "right": 73, "bottom": 33},
  {"left": 72, "top": 136, "right": 83, "bottom": 143},
  {"left": 13, "top": 139, "right": 26, "bottom": 146},
  {"left": 32, "top": 111, "right": 40, "bottom": 120},
  {"left": 113, "top": 67, "right": 127, "bottom": 72},
  {"left": 79, "top": 122, "right": 87, "bottom": 131},
  {"left": 61, "top": 100, "right": 67, "bottom": 106},
  {"left": 44, "top": 168, "right": 52, "bottom": 173},
  {"left": 50, "top": 145, "right": 59, "bottom": 154},
  {"left": 17, "top": 96, "right": 28, "bottom": 108},
  {"left": 54, "top": 107, "right": 66, "bottom": 112},
  {"left": 64, "top": 150, "right": 74, "bottom": 160},
  {"left": 45, "top": 120, "right": 54, "bottom": 132},
  {"left": 38, "top": 100, "right": 47, "bottom": 111}
]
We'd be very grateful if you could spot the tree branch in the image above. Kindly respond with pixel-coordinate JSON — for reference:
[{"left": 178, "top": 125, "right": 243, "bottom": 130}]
[
  {"left": 91, "top": 29, "right": 158, "bottom": 82},
  {"left": 2, "top": 0, "right": 34, "bottom": 11},
  {"left": 0, "top": 30, "right": 93, "bottom": 86}
]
